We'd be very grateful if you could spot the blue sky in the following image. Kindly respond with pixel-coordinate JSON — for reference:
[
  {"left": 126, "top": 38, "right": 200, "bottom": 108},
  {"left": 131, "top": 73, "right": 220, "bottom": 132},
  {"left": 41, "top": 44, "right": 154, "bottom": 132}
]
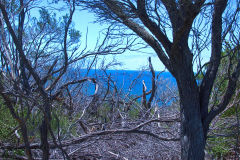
[
  {"left": 29, "top": 0, "right": 165, "bottom": 71},
  {"left": 72, "top": 9, "right": 165, "bottom": 71},
  {"left": 28, "top": 0, "right": 240, "bottom": 72},
  {"left": 30, "top": 0, "right": 217, "bottom": 72}
]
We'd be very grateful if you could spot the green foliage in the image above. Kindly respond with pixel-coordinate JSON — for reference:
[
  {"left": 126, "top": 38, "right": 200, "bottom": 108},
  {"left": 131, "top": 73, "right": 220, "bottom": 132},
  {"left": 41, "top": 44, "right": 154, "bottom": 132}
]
[
  {"left": 51, "top": 107, "right": 71, "bottom": 136},
  {"left": 0, "top": 97, "right": 75, "bottom": 144},
  {"left": 35, "top": 8, "right": 61, "bottom": 35},
  {"left": 206, "top": 46, "right": 240, "bottom": 158},
  {"left": 4, "top": 0, "right": 20, "bottom": 14},
  {"left": 95, "top": 101, "right": 142, "bottom": 123},
  {"left": 1, "top": 149, "right": 25, "bottom": 159},
  {"left": 221, "top": 106, "right": 240, "bottom": 118},
  {"left": 26, "top": 104, "right": 77, "bottom": 139},
  {"left": 39, "top": 9, "right": 54, "bottom": 25},
  {"left": 69, "top": 28, "right": 81, "bottom": 43},
  {"left": 97, "top": 103, "right": 112, "bottom": 122},
  {"left": 128, "top": 107, "right": 140, "bottom": 119},
  {"left": 0, "top": 98, "right": 18, "bottom": 144},
  {"left": 207, "top": 137, "right": 233, "bottom": 158}
]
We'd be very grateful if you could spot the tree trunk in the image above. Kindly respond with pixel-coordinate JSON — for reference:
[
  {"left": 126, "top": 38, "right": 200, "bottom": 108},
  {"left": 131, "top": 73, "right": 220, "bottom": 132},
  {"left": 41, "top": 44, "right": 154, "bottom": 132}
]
[
  {"left": 20, "top": 124, "right": 33, "bottom": 160},
  {"left": 180, "top": 92, "right": 206, "bottom": 160},
  {"left": 40, "top": 119, "right": 49, "bottom": 160},
  {"left": 175, "top": 65, "right": 206, "bottom": 160},
  {"left": 40, "top": 101, "right": 51, "bottom": 160}
]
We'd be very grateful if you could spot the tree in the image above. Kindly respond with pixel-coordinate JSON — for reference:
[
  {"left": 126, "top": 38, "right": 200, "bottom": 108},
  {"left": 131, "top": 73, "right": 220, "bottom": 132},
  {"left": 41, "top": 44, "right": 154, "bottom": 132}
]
[{"left": 78, "top": 0, "right": 240, "bottom": 159}]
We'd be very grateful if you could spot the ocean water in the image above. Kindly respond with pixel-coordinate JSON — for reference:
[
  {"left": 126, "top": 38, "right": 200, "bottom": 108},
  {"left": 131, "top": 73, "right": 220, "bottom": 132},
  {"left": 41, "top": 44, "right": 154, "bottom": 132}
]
[{"left": 67, "top": 69, "right": 176, "bottom": 97}]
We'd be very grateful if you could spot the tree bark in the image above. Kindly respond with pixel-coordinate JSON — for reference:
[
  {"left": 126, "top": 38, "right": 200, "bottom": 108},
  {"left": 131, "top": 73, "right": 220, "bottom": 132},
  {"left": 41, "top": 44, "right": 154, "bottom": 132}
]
[
  {"left": 171, "top": 44, "right": 206, "bottom": 159},
  {"left": 179, "top": 86, "right": 205, "bottom": 159},
  {"left": 176, "top": 70, "right": 206, "bottom": 160},
  {"left": 40, "top": 100, "right": 51, "bottom": 160},
  {"left": 20, "top": 124, "right": 33, "bottom": 160}
]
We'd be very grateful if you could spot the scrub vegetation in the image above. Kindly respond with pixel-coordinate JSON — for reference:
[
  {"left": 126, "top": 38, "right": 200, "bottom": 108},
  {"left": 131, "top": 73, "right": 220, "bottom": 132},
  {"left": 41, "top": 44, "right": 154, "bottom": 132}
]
[{"left": 0, "top": 0, "right": 240, "bottom": 159}]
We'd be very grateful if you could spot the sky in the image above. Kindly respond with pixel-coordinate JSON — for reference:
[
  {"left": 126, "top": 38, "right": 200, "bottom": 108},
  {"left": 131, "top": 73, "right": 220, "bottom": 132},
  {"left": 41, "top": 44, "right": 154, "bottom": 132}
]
[
  {"left": 29, "top": 0, "right": 221, "bottom": 72},
  {"left": 29, "top": 0, "right": 166, "bottom": 71},
  {"left": 26, "top": 0, "right": 240, "bottom": 72},
  {"left": 71, "top": 9, "right": 165, "bottom": 71}
]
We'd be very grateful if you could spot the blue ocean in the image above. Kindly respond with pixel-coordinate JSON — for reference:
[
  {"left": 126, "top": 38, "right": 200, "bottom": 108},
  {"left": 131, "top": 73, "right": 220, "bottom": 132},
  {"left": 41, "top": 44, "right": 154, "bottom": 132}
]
[{"left": 67, "top": 69, "right": 176, "bottom": 97}]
